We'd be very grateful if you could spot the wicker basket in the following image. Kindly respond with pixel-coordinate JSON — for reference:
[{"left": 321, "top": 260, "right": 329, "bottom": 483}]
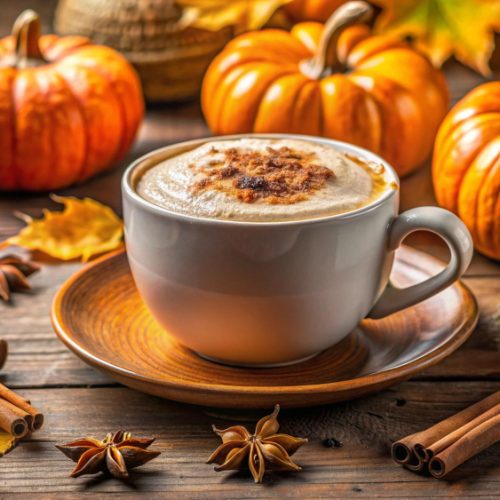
[{"left": 54, "top": 0, "right": 232, "bottom": 102}]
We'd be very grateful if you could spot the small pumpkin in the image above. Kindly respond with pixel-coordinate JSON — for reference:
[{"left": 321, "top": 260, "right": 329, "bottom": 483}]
[
  {"left": 433, "top": 81, "right": 500, "bottom": 260},
  {"left": 0, "top": 10, "right": 144, "bottom": 191},
  {"left": 202, "top": 0, "right": 448, "bottom": 177},
  {"left": 284, "top": 0, "right": 346, "bottom": 22}
]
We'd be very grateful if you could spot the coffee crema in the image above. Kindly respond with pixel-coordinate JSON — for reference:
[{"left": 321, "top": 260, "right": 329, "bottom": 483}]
[{"left": 136, "top": 138, "right": 393, "bottom": 222}]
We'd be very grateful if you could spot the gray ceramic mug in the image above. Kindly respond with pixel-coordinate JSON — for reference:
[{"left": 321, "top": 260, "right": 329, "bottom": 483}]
[{"left": 122, "top": 134, "right": 473, "bottom": 367}]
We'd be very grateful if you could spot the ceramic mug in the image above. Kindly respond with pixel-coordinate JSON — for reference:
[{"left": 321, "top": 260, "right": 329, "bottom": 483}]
[{"left": 122, "top": 134, "right": 473, "bottom": 367}]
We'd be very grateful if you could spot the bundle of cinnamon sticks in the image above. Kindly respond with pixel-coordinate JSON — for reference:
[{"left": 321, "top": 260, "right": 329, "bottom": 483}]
[
  {"left": 0, "top": 382, "right": 44, "bottom": 439},
  {"left": 0, "top": 338, "right": 44, "bottom": 450},
  {"left": 392, "top": 391, "right": 500, "bottom": 478}
]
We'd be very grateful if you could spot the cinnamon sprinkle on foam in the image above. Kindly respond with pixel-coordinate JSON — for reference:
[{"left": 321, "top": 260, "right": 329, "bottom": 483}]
[{"left": 192, "top": 146, "right": 334, "bottom": 204}]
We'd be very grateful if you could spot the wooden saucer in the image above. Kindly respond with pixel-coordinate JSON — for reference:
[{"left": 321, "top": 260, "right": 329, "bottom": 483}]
[{"left": 51, "top": 246, "right": 478, "bottom": 408}]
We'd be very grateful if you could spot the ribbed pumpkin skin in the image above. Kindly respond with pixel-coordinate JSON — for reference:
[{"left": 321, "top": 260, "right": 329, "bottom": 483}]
[
  {"left": 0, "top": 34, "right": 143, "bottom": 191},
  {"left": 202, "top": 24, "right": 448, "bottom": 177},
  {"left": 285, "top": 0, "right": 346, "bottom": 22},
  {"left": 433, "top": 82, "right": 500, "bottom": 260}
]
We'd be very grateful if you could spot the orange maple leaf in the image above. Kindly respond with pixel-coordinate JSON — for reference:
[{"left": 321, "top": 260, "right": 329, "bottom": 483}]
[{"left": 372, "top": 0, "right": 500, "bottom": 75}]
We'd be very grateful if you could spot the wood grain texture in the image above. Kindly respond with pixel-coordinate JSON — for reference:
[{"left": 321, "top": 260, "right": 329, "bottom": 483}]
[
  {"left": 51, "top": 246, "right": 478, "bottom": 408},
  {"left": 0, "top": 2, "right": 499, "bottom": 496},
  {"left": 0, "top": 383, "right": 498, "bottom": 496}
]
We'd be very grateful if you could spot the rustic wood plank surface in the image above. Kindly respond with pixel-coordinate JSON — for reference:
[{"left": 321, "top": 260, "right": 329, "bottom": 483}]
[
  {"left": 0, "top": 1, "right": 499, "bottom": 497},
  {"left": 1, "top": 384, "right": 499, "bottom": 496}
]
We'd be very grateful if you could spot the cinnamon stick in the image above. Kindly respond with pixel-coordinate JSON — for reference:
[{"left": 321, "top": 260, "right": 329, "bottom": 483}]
[
  {"left": 0, "top": 398, "right": 29, "bottom": 437},
  {"left": 391, "top": 435, "right": 418, "bottom": 465},
  {"left": 0, "top": 339, "right": 7, "bottom": 369},
  {"left": 404, "top": 452, "right": 427, "bottom": 472},
  {"left": 426, "top": 403, "right": 500, "bottom": 458},
  {"left": 392, "top": 391, "right": 500, "bottom": 464},
  {"left": 0, "top": 383, "right": 43, "bottom": 431},
  {"left": 429, "top": 414, "right": 500, "bottom": 478}
]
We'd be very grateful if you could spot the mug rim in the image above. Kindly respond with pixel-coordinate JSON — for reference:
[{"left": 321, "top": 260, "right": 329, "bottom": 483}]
[{"left": 122, "top": 133, "right": 400, "bottom": 227}]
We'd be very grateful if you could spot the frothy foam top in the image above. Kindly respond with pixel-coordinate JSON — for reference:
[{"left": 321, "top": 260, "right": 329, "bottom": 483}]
[{"left": 136, "top": 138, "right": 392, "bottom": 222}]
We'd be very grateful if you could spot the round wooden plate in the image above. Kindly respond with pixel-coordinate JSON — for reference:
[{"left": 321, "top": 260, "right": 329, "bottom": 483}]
[{"left": 51, "top": 246, "right": 478, "bottom": 408}]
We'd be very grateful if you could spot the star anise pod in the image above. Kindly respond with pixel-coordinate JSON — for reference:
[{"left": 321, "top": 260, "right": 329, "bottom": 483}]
[
  {"left": 56, "top": 430, "right": 161, "bottom": 479},
  {"left": 0, "top": 254, "right": 40, "bottom": 301},
  {"left": 207, "top": 404, "right": 307, "bottom": 483}
]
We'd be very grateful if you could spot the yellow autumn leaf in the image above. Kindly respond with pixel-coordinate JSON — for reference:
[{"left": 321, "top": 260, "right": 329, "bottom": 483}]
[
  {"left": 177, "top": 0, "right": 292, "bottom": 32},
  {"left": 1, "top": 196, "right": 123, "bottom": 262},
  {"left": 0, "top": 431, "right": 17, "bottom": 457},
  {"left": 372, "top": 0, "right": 500, "bottom": 75}
]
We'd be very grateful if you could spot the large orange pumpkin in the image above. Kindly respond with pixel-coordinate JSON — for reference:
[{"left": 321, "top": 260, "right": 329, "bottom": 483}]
[
  {"left": 285, "top": 0, "right": 346, "bottom": 22},
  {"left": 433, "top": 81, "right": 500, "bottom": 260},
  {"left": 0, "top": 10, "right": 144, "bottom": 191},
  {"left": 202, "top": 1, "right": 448, "bottom": 177}
]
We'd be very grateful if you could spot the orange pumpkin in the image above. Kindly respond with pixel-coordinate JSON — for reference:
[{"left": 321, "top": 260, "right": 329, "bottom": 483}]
[
  {"left": 285, "top": 0, "right": 346, "bottom": 22},
  {"left": 202, "top": 1, "right": 448, "bottom": 177},
  {"left": 433, "top": 81, "right": 500, "bottom": 260},
  {"left": 0, "top": 10, "right": 144, "bottom": 191}
]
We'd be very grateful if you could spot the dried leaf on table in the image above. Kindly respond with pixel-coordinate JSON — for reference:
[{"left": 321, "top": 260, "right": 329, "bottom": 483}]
[
  {"left": 1, "top": 196, "right": 123, "bottom": 262},
  {"left": 177, "top": 0, "right": 292, "bottom": 32},
  {"left": 372, "top": 0, "right": 500, "bottom": 75},
  {"left": 0, "top": 431, "right": 17, "bottom": 458}
]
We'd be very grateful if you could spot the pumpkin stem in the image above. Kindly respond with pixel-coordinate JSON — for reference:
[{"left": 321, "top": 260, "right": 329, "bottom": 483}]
[
  {"left": 300, "top": 1, "right": 373, "bottom": 79},
  {"left": 12, "top": 10, "right": 47, "bottom": 69}
]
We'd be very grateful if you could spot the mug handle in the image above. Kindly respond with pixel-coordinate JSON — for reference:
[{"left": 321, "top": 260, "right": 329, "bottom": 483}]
[{"left": 368, "top": 207, "right": 474, "bottom": 319}]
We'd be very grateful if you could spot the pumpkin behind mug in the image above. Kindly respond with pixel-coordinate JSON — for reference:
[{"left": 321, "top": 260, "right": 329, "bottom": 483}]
[
  {"left": 201, "top": 0, "right": 448, "bottom": 177},
  {"left": 433, "top": 81, "right": 500, "bottom": 261},
  {"left": 0, "top": 10, "right": 144, "bottom": 192}
]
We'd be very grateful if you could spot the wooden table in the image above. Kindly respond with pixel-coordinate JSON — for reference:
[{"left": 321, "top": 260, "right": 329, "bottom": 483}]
[{"left": 1, "top": 2, "right": 499, "bottom": 497}]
